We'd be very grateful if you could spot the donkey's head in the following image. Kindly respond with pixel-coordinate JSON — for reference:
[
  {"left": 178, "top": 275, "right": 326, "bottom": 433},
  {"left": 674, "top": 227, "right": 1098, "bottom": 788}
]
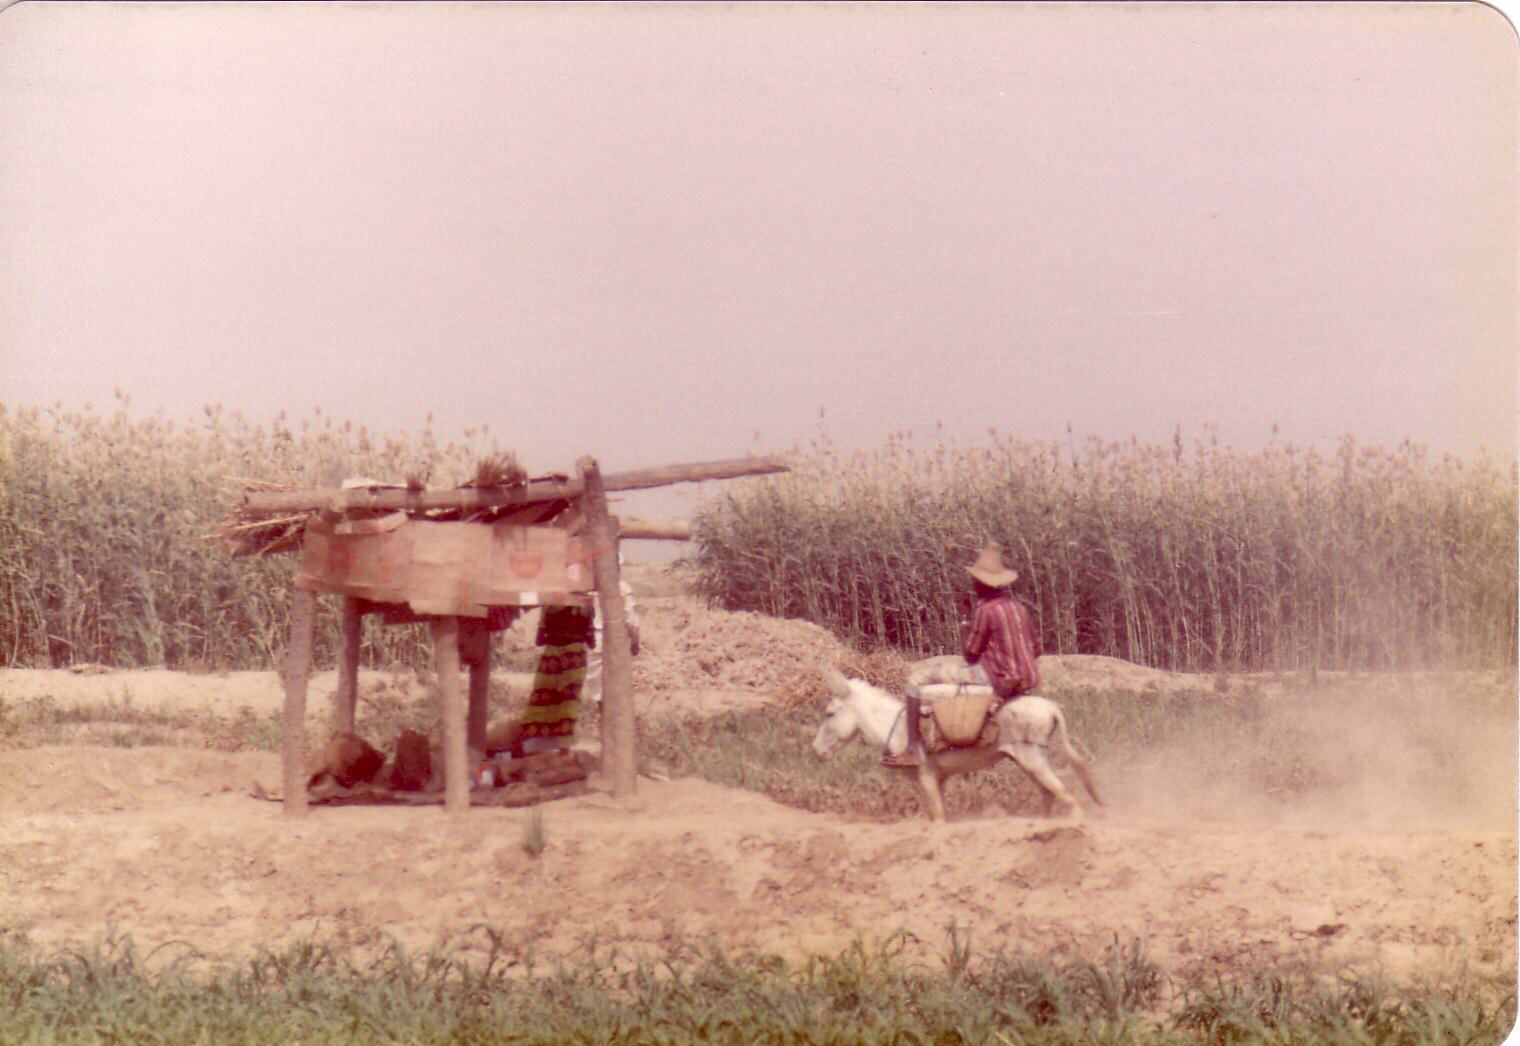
[{"left": 810, "top": 666, "right": 860, "bottom": 760}]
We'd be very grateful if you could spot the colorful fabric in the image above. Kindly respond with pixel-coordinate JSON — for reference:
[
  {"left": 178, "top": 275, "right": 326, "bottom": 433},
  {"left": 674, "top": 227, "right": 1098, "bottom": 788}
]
[
  {"left": 518, "top": 604, "right": 595, "bottom": 749},
  {"left": 963, "top": 592, "right": 1041, "bottom": 697},
  {"left": 519, "top": 640, "right": 589, "bottom": 745}
]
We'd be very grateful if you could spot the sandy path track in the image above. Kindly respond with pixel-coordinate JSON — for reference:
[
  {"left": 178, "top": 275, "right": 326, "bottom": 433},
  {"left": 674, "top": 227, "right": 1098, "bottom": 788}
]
[
  {"left": 0, "top": 744, "right": 1512, "bottom": 989},
  {"left": 2, "top": 574, "right": 1514, "bottom": 991}
]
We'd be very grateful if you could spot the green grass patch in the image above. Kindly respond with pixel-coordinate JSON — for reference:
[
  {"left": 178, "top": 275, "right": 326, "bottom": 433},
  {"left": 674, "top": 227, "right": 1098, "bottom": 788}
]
[
  {"left": 0, "top": 930, "right": 1510, "bottom": 1045},
  {"left": 645, "top": 671, "right": 1516, "bottom": 824},
  {"left": 0, "top": 674, "right": 526, "bottom": 755},
  {"left": 0, "top": 691, "right": 223, "bottom": 750},
  {"left": 646, "top": 706, "right": 943, "bottom": 820}
]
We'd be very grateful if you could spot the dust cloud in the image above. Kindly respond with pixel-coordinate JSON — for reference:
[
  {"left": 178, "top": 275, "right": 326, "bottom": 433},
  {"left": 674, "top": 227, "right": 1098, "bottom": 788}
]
[{"left": 1099, "top": 672, "right": 1518, "bottom": 831}]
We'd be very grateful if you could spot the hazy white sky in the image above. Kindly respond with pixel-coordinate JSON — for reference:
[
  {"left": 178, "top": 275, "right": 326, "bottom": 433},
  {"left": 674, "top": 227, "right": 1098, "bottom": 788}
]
[{"left": 2, "top": 2, "right": 1516, "bottom": 506}]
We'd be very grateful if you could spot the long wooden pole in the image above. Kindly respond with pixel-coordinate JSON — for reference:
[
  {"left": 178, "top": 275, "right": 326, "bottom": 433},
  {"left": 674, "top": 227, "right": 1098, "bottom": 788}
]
[
  {"left": 241, "top": 455, "right": 788, "bottom": 514},
  {"left": 600, "top": 457, "right": 788, "bottom": 493},
  {"left": 577, "top": 456, "right": 637, "bottom": 799},
  {"left": 281, "top": 586, "right": 317, "bottom": 817}
]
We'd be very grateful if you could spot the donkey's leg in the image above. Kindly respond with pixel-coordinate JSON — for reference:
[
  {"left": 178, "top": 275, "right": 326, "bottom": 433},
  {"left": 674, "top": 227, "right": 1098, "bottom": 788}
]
[
  {"left": 915, "top": 757, "right": 948, "bottom": 821},
  {"left": 1064, "top": 748, "right": 1104, "bottom": 807},
  {"left": 1004, "top": 743, "right": 1082, "bottom": 819},
  {"left": 1006, "top": 758, "right": 1056, "bottom": 817}
]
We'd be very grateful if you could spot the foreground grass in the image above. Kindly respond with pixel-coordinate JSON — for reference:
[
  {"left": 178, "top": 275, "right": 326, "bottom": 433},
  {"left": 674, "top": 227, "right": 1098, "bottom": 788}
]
[{"left": 1, "top": 930, "right": 1512, "bottom": 1045}]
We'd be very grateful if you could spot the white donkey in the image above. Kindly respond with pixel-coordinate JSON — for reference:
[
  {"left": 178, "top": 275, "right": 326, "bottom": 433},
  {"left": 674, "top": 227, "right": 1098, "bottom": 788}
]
[{"left": 810, "top": 666, "right": 1102, "bottom": 821}]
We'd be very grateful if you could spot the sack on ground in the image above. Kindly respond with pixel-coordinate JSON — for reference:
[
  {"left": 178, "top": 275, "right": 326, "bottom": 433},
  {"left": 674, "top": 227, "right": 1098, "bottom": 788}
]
[
  {"left": 388, "top": 729, "right": 432, "bottom": 791},
  {"left": 308, "top": 731, "right": 385, "bottom": 789}
]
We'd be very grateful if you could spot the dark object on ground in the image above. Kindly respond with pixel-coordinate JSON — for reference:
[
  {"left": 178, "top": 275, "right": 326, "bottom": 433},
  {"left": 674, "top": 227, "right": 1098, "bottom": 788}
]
[
  {"left": 254, "top": 749, "right": 593, "bottom": 808},
  {"left": 389, "top": 729, "right": 432, "bottom": 791},
  {"left": 307, "top": 731, "right": 385, "bottom": 789}
]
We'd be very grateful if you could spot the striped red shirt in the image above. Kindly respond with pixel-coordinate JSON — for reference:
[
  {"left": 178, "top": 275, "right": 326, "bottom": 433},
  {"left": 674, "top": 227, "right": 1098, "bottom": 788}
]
[{"left": 964, "top": 593, "right": 1040, "bottom": 696}]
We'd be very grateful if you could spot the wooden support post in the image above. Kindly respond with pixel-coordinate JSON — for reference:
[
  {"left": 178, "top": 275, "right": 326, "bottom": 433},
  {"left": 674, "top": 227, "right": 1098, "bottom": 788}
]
[
  {"left": 460, "top": 617, "right": 491, "bottom": 753},
  {"left": 281, "top": 586, "right": 317, "bottom": 817},
  {"left": 432, "top": 615, "right": 471, "bottom": 814},
  {"left": 577, "top": 456, "right": 636, "bottom": 799},
  {"left": 335, "top": 597, "right": 362, "bottom": 734}
]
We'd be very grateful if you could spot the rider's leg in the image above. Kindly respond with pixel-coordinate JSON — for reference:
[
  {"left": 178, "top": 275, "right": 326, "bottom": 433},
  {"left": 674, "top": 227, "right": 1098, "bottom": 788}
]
[
  {"left": 882, "top": 685, "right": 929, "bottom": 766},
  {"left": 904, "top": 696, "right": 924, "bottom": 752}
]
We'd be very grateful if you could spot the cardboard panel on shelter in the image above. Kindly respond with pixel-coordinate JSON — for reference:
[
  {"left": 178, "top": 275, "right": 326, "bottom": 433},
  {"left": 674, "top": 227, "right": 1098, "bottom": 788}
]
[
  {"left": 294, "top": 516, "right": 595, "bottom": 615},
  {"left": 295, "top": 516, "right": 416, "bottom": 606},
  {"left": 480, "top": 526, "right": 590, "bottom": 601},
  {"left": 407, "top": 522, "right": 493, "bottom": 616}
]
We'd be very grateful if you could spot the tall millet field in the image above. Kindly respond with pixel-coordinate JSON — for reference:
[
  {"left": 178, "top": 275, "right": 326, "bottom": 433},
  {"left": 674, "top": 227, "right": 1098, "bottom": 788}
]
[
  {"left": 2, "top": 403, "right": 1513, "bottom": 674},
  {"left": 691, "top": 429, "right": 1517, "bottom": 673},
  {"left": 0, "top": 399, "right": 494, "bottom": 669}
]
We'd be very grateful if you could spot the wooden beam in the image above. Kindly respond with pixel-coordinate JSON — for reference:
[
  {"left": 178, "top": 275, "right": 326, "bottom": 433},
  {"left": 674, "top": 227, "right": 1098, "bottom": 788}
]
[
  {"left": 239, "top": 455, "right": 789, "bottom": 515},
  {"left": 578, "top": 456, "right": 637, "bottom": 799},
  {"left": 616, "top": 517, "right": 693, "bottom": 541}
]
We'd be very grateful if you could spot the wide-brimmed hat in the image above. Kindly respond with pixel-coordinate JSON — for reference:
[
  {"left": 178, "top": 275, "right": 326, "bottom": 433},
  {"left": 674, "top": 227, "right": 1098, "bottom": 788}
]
[{"left": 967, "top": 542, "right": 1019, "bottom": 587}]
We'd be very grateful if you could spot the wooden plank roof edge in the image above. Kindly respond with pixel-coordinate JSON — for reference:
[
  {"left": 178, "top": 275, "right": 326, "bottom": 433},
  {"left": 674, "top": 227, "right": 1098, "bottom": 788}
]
[{"left": 238, "top": 454, "right": 790, "bottom": 515}]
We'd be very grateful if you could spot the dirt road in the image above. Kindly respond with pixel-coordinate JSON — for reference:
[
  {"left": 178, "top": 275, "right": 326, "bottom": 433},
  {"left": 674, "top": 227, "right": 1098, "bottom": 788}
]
[{"left": 1, "top": 579, "right": 1514, "bottom": 990}]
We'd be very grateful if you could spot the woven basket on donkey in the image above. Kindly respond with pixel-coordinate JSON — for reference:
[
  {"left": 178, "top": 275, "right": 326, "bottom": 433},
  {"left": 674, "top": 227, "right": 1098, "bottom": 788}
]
[{"left": 932, "top": 692, "right": 993, "bottom": 747}]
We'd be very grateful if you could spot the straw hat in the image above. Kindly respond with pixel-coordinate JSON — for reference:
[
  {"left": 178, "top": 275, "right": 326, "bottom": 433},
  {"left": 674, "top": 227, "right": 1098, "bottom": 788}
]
[{"left": 967, "top": 542, "right": 1019, "bottom": 587}]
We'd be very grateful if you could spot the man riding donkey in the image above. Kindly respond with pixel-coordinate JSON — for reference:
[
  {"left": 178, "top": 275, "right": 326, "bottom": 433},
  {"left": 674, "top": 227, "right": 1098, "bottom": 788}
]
[{"left": 881, "top": 542, "right": 1040, "bottom": 767}]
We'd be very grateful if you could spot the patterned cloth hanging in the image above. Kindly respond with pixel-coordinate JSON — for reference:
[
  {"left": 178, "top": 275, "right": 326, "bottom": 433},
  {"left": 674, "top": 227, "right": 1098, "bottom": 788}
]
[{"left": 516, "top": 605, "right": 595, "bottom": 754}]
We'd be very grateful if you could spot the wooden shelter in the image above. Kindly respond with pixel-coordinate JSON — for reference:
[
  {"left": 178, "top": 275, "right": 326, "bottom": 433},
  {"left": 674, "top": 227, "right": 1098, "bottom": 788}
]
[{"left": 228, "top": 454, "right": 787, "bottom": 816}]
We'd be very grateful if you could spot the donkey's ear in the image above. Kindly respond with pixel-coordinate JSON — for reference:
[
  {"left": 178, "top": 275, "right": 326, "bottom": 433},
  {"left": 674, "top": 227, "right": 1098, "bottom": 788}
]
[{"left": 819, "top": 665, "right": 851, "bottom": 695}]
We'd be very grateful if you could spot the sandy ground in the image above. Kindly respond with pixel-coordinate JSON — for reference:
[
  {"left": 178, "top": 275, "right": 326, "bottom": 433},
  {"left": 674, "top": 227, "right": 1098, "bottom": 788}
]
[{"left": 1, "top": 576, "right": 1515, "bottom": 993}]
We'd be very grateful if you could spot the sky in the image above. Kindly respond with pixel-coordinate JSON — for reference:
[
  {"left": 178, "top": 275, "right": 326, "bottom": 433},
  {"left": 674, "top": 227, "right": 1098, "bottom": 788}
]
[{"left": 1, "top": 2, "right": 1515, "bottom": 547}]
